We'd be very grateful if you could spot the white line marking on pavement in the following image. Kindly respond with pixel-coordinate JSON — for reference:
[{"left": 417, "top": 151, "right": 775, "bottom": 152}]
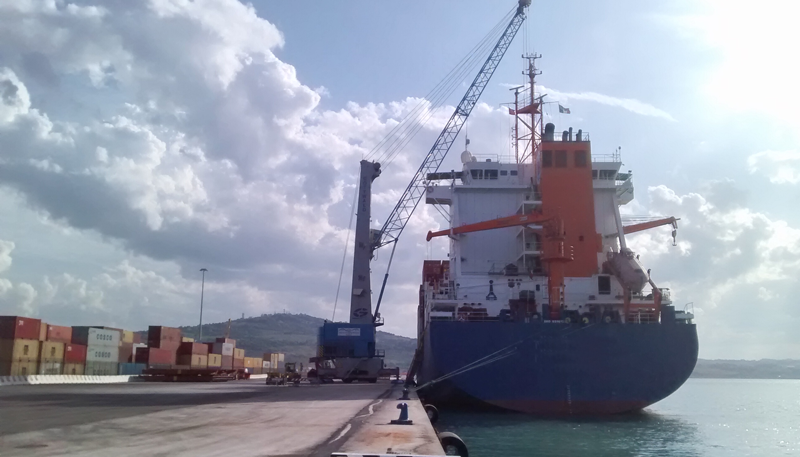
[{"left": 329, "top": 424, "right": 352, "bottom": 443}]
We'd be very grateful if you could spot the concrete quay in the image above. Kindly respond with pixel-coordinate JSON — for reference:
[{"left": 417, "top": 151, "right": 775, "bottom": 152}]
[{"left": 0, "top": 379, "right": 445, "bottom": 457}]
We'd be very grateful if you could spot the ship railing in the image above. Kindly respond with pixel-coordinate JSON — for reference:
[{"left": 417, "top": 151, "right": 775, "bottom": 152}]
[
  {"left": 592, "top": 151, "right": 621, "bottom": 162},
  {"left": 545, "top": 131, "right": 591, "bottom": 142},
  {"left": 470, "top": 153, "right": 515, "bottom": 163}
]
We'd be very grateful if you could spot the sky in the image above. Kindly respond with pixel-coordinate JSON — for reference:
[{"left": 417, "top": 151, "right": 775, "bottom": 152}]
[{"left": 0, "top": 0, "right": 798, "bottom": 360}]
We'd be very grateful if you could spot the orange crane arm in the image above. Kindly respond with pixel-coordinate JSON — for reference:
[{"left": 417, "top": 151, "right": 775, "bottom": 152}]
[
  {"left": 622, "top": 217, "right": 679, "bottom": 235},
  {"left": 426, "top": 212, "right": 551, "bottom": 241}
]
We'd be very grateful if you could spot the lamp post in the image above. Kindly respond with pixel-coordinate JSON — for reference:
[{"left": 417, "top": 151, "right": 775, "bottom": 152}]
[{"left": 199, "top": 268, "right": 208, "bottom": 341}]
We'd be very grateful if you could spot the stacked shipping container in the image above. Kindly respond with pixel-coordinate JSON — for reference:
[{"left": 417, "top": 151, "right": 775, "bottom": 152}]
[
  {"left": 0, "top": 316, "right": 42, "bottom": 376},
  {"left": 74, "top": 327, "right": 121, "bottom": 375},
  {"left": 1, "top": 316, "right": 267, "bottom": 376}
]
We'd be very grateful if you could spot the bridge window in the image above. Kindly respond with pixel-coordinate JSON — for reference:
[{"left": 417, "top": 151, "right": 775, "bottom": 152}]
[
  {"left": 510, "top": 170, "right": 518, "bottom": 176},
  {"left": 500, "top": 170, "right": 508, "bottom": 176},
  {"left": 555, "top": 150, "right": 567, "bottom": 168},
  {"left": 485, "top": 170, "right": 498, "bottom": 179},
  {"left": 598, "top": 276, "right": 611, "bottom": 295},
  {"left": 575, "top": 150, "right": 588, "bottom": 167},
  {"left": 470, "top": 169, "right": 483, "bottom": 180},
  {"left": 542, "top": 150, "right": 553, "bottom": 168}
]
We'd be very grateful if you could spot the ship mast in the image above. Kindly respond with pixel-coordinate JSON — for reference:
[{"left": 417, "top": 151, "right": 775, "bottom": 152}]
[{"left": 513, "top": 53, "right": 543, "bottom": 167}]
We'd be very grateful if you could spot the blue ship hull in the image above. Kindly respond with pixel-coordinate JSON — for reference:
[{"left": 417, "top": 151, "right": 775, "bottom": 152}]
[{"left": 417, "top": 320, "right": 698, "bottom": 415}]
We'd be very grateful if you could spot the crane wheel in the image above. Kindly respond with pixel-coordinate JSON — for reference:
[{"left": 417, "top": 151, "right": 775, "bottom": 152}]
[{"left": 438, "top": 432, "right": 468, "bottom": 457}]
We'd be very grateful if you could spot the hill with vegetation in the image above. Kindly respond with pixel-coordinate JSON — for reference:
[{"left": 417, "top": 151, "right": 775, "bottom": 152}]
[{"left": 150, "top": 313, "right": 416, "bottom": 370}]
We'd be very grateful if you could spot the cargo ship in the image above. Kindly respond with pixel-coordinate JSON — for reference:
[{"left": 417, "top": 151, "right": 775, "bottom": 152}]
[{"left": 412, "top": 56, "right": 698, "bottom": 414}]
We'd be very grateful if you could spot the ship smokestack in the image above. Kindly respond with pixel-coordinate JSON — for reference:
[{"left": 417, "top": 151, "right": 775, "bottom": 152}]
[
  {"left": 544, "top": 123, "right": 555, "bottom": 141},
  {"left": 577, "top": 129, "right": 583, "bottom": 141},
  {"left": 568, "top": 127, "right": 573, "bottom": 141},
  {"left": 562, "top": 130, "right": 569, "bottom": 141}
]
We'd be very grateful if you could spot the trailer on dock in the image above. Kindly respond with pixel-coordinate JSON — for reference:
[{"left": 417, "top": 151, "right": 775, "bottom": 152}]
[{"left": 142, "top": 367, "right": 251, "bottom": 382}]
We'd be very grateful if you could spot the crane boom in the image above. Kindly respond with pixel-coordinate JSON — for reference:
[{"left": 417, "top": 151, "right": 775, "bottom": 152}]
[
  {"left": 372, "top": 1, "right": 530, "bottom": 252},
  {"left": 622, "top": 217, "right": 679, "bottom": 235}
]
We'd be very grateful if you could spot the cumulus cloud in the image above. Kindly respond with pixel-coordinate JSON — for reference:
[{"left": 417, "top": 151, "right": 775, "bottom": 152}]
[
  {"left": 747, "top": 150, "right": 800, "bottom": 184},
  {"left": 536, "top": 85, "right": 676, "bottom": 121},
  {"left": 0, "top": 0, "right": 513, "bottom": 336},
  {"left": 626, "top": 183, "right": 800, "bottom": 358}
]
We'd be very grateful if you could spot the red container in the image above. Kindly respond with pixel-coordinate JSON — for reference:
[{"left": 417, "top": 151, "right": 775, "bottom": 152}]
[
  {"left": 178, "top": 342, "right": 208, "bottom": 356},
  {"left": 119, "top": 343, "right": 133, "bottom": 363},
  {"left": 0, "top": 316, "right": 42, "bottom": 340},
  {"left": 215, "top": 337, "right": 236, "bottom": 345},
  {"left": 133, "top": 332, "right": 143, "bottom": 344},
  {"left": 148, "top": 326, "right": 181, "bottom": 348},
  {"left": 46, "top": 325, "right": 73, "bottom": 344},
  {"left": 64, "top": 343, "right": 87, "bottom": 363},
  {"left": 221, "top": 355, "right": 233, "bottom": 369},
  {"left": 232, "top": 358, "right": 244, "bottom": 369},
  {"left": 135, "top": 347, "right": 176, "bottom": 366}
]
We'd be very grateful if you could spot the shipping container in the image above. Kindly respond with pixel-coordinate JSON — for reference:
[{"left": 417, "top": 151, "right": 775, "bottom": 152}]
[
  {"left": 243, "top": 357, "right": 256, "bottom": 368},
  {"left": 39, "top": 341, "right": 65, "bottom": 361},
  {"left": 0, "top": 359, "right": 39, "bottom": 376},
  {"left": 0, "top": 338, "right": 40, "bottom": 362},
  {"left": 122, "top": 330, "right": 134, "bottom": 344},
  {"left": 64, "top": 343, "right": 87, "bottom": 363},
  {"left": 147, "top": 326, "right": 181, "bottom": 349},
  {"left": 262, "top": 360, "right": 271, "bottom": 369},
  {"left": 85, "top": 361, "right": 118, "bottom": 375},
  {"left": 233, "top": 358, "right": 244, "bottom": 369},
  {"left": 176, "top": 354, "right": 208, "bottom": 368},
  {"left": 0, "top": 316, "right": 42, "bottom": 340},
  {"left": 221, "top": 355, "right": 233, "bottom": 369},
  {"left": 252, "top": 367, "right": 262, "bottom": 375},
  {"left": 119, "top": 343, "right": 134, "bottom": 363},
  {"left": 133, "top": 332, "right": 143, "bottom": 344},
  {"left": 181, "top": 337, "right": 195, "bottom": 343},
  {"left": 38, "top": 360, "right": 62, "bottom": 375},
  {"left": 38, "top": 321, "right": 47, "bottom": 341},
  {"left": 135, "top": 347, "right": 175, "bottom": 366},
  {"left": 72, "top": 327, "right": 121, "bottom": 347},
  {"left": 63, "top": 362, "right": 85, "bottom": 375},
  {"left": 118, "top": 363, "right": 146, "bottom": 375},
  {"left": 215, "top": 337, "right": 236, "bottom": 345},
  {"left": 46, "top": 325, "right": 72, "bottom": 343},
  {"left": 210, "top": 342, "right": 234, "bottom": 356},
  {"left": 131, "top": 343, "right": 147, "bottom": 362},
  {"left": 207, "top": 353, "right": 222, "bottom": 368},
  {"left": 234, "top": 348, "right": 245, "bottom": 359},
  {"left": 178, "top": 342, "right": 208, "bottom": 356},
  {"left": 86, "top": 345, "right": 119, "bottom": 363}
]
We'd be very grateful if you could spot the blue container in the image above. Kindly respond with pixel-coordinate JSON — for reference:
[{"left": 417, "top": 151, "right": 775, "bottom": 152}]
[
  {"left": 318, "top": 322, "right": 375, "bottom": 358},
  {"left": 118, "top": 363, "right": 146, "bottom": 375}
]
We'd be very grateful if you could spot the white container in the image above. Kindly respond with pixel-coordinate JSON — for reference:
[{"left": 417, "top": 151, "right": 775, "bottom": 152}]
[
  {"left": 85, "top": 361, "right": 119, "bottom": 375},
  {"left": 262, "top": 360, "right": 271, "bottom": 369},
  {"left": 38, "top": 361, "right": 62, "bottom": 375},
  {"left": 84, "top": 328, "right": 121, "bottom": 347},
  {"left": 86, "top": 344, "right": 120, "bottom": 362},
  {"left": 211, "top": 342, "right": 234, "bottom": 356}
]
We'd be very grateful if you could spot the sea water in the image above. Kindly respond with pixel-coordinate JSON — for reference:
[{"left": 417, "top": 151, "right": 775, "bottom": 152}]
[{"left": 436, "top": 378, "right": 800, "bottom": 456}]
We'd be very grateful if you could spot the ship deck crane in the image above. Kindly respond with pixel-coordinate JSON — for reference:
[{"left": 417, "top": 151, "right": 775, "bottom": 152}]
[{"left": 314, "top": 0, "right": 532, "bottom": 383}]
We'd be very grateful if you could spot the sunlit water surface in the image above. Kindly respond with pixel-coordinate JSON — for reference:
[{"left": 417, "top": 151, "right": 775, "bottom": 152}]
[{"left": 436, "top": 378, "right": 800, "bottom": 456}]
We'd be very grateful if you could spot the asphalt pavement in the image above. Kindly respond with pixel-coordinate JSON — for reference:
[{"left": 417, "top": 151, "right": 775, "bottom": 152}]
[{"left": 0, "top": 379, "right": 394, "bottom": 457}]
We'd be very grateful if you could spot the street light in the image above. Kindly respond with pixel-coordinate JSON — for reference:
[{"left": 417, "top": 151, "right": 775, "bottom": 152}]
[{"left": 199, "top": 268, "right": 208, "bottom": 341}]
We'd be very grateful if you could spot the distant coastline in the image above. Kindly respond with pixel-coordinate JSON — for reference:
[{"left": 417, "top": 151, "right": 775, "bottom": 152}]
[{"left": 691, "top": 359, "right": 800, "bottom": 379}]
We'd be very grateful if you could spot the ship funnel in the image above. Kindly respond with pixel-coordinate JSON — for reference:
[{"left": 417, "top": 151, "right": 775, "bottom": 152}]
[
  {"left": 568, "top": 127, "right": 573, "bottom": 141},
  {"left": 562, "top": 131, "right": 569, "bottom": 141},
  {"left": 577, "top": 129, "right": 583, "bottom": 141},
  {"left": 544, "top": 123, "right": 555, "bottom": 141}
]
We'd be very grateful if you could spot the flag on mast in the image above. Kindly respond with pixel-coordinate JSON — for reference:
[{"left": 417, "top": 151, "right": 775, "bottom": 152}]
[{"left": 558, "top": 104, "right": 571, "bottom": 114}]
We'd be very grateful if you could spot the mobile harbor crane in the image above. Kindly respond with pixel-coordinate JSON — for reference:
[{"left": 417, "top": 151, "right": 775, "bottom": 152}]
[{"left": 312, "top": 0, "right": 532, "bottom": 383}]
